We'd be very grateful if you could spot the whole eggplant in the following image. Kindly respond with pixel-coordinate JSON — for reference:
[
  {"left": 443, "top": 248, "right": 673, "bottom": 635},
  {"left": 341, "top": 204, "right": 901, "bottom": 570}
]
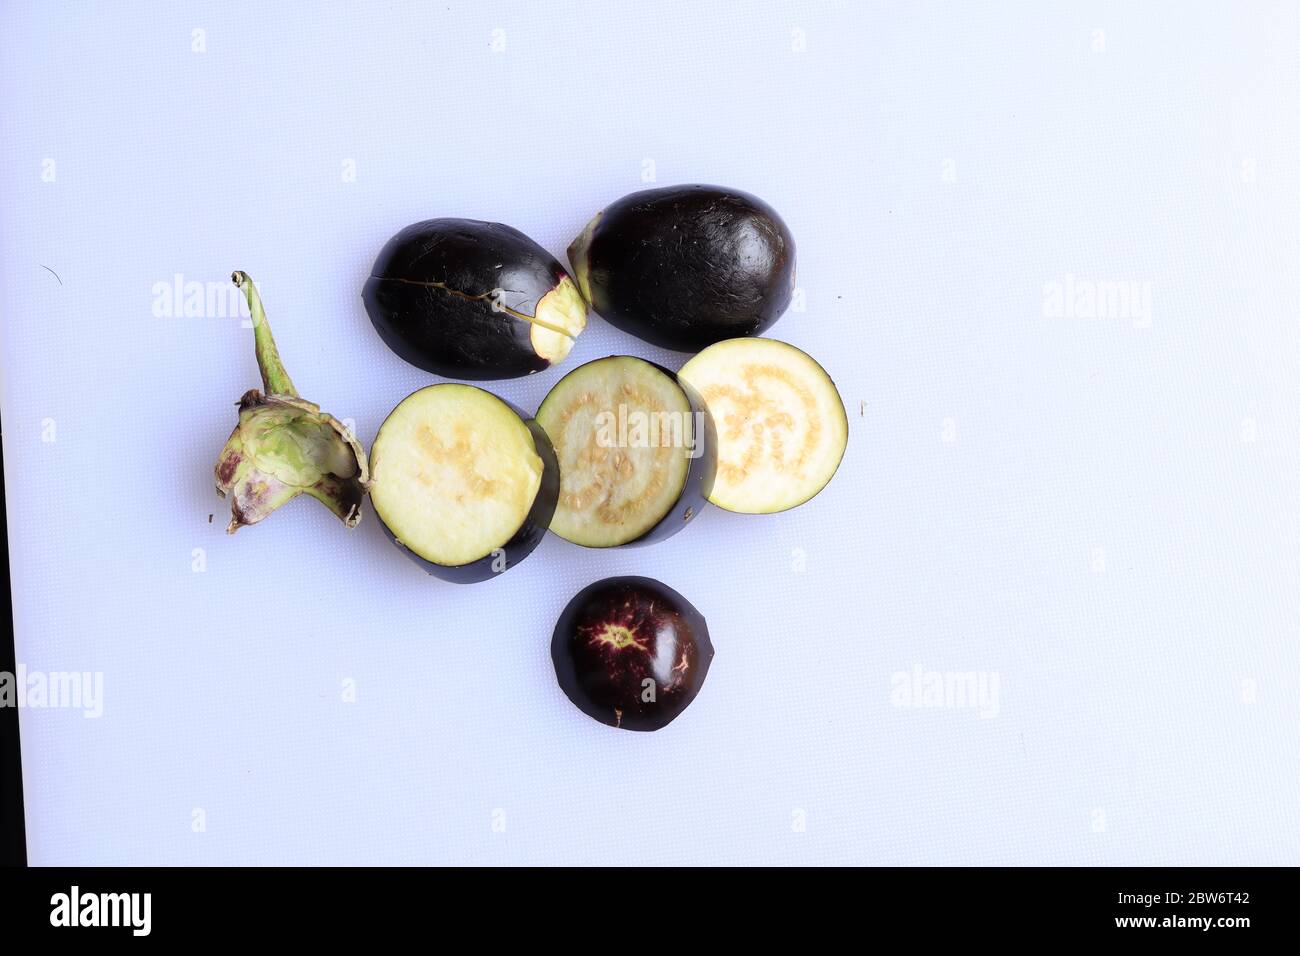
[
  {"left": 567, "top": 185, "right": 795, "bottom": 351},
  {"left": 365, "top": 219, "right": 587, "bottom": 380}
]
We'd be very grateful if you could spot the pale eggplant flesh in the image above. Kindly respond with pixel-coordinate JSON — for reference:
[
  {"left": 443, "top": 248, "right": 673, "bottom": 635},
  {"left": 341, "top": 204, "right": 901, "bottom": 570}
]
[
  {"left": 536, "top": 356, "right": 715, "bottom": 548},
  {"left": 677, "top": 338, "right": 847, "bottom": 515},
  {"left": 369, "top": 384, "right": 559, "bottom": 584}
]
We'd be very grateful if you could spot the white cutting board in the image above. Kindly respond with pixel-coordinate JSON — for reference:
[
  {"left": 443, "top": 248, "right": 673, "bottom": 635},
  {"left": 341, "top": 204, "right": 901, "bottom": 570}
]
[{"left": 1, "top": 1, "right": 1296, "bottom": 864}]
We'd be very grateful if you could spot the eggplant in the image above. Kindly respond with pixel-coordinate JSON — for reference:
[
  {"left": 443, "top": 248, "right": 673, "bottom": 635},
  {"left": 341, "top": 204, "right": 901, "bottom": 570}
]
[
  {"left": 369, "top": 384, "right": 559, "bottom": 583},
  {"left": 677, "top": 338, "right": 847, "bottom": 514},
  {"left": 215, "top": 272, "right": 370, "bottom": 533},
  {"left": 535, "top": 356, "right": 715, "bottom": 548},
  {"left": 552, "top": 576, "right": 713, "bottom": 731},
  {"left": 567, "top": 184, "right": 795, "bottom": 351},
  {"left": 364, "top": 219, "right": 588, "bottom": 380}
]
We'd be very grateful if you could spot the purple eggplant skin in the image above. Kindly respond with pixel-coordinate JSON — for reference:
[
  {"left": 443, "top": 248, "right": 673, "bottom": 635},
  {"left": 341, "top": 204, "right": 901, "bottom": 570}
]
[
  {"left": 551, "top": 576, "right": 714, "bottom": 731},
  {"left": 568, "top": 185, "right": 795, "bottom": 352},
  {"left": 364, "top": 219, "right": 585, "bottom": 380},
  {"left": 376, "top": 404, "right": 560, "bottom": 585}
]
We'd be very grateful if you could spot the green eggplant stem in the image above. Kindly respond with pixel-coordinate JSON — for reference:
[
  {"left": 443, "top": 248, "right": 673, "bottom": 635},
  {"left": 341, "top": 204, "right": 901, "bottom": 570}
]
[{"left": 232, "top": 270, "right": 298, "bottom": 397}]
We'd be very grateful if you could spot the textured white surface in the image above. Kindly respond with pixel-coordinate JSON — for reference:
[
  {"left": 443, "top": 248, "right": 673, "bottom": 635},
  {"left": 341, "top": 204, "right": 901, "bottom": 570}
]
[{"left": 1, "top": 1, "right": 1297, "bottom": 865}]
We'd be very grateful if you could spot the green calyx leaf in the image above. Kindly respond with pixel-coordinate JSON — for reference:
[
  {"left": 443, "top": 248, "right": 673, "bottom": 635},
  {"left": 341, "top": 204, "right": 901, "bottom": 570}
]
[{"left": 215, "top": 274, "right": 370, "bottom": 533}]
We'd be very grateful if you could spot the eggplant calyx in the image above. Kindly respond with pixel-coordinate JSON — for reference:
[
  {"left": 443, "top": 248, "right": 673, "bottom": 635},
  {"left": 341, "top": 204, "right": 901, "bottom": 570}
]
[
  {"left": 215, "top": 272, "right": 370, "bottom": 533},
  {"left": 232, "top": 270, "right": 297, "bottom": 397}
]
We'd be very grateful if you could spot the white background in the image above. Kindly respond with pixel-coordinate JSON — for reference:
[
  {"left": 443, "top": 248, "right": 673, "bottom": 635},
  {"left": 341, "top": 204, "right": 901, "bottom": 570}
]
[{"left": 2, "top": 1, "right": 1296, "bottom": 865}]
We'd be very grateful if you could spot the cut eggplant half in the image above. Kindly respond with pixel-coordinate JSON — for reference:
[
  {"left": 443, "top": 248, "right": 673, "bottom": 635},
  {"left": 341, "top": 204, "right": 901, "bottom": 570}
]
[
  {"left": 552, "top": 576, "right": 714, "bottom": 732},
  {"left": 364, "top": 219, "right": 587, "bottom": 380},
  {"left": 536, "top": 356, "right": 714, "bottom": 547},
  {"left": 567, "top": 184, "right": 795, "bottom": 352},
  {"left": 370, "top": 384, "right": 559, "bottom": 583},
  {"left": 678, "top": 338, "right": 847, "bottom": 514}
]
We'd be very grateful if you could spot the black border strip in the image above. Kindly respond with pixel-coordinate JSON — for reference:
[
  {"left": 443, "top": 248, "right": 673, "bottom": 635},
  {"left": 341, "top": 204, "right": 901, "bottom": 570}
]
[
  {"left": 1, "top": 416, "right": 28, "bottom": 865},
  {"left": 0, "top": 866, "right": 1285, "bottom": 937}
]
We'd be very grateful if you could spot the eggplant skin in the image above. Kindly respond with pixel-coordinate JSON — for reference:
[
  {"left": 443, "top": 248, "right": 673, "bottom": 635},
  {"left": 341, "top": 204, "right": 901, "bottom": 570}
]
[
  {"left": 374, "top": 399, "right": 560, "bottom": 585},
  {"left": 568, "top": 185, "right": 795, "bottom": 352},
  {"left": 364, "top": 219, "right": 586, "bottom": 380},
  {"left": 551, "top": 576, "right": 713, "bottom": 731}
]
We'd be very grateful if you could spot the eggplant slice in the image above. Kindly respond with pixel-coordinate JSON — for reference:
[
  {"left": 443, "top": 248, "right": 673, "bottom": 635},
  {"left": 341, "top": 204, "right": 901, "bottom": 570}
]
[
  {"left": 370, "top": 384, "right": 558, "bottom": 583},
  {"left": 364, "top": 219, "right": 587, "bottom": 380},
  {"left": 552, "top": 576, "right": 714, "bottom": 732},
  {"left": 567, "top": 185, "right": 795, "bottom": 352},
  {"left": 536, "top": 356, "right": 714, "bottom": 547},
  {"left": 677, "top": 338, "right": 846, "bottom": 514}
]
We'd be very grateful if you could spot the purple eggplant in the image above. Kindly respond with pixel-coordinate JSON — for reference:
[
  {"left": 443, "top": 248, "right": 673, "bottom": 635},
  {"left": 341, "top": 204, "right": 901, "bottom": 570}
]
[{"left": 552, "top": 576, "right": 713, "bottom": 731}]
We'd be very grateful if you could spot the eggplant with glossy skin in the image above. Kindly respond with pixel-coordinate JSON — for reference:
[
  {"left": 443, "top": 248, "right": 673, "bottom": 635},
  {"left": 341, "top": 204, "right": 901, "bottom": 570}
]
[
  {"left": 567, "top": 184, "right": 795, "bottom": 352},
  {"left": 678, "top": 337, "right": 847, "bottom": 514},
  {"left": 552, "top": 576, "right": 713, "bottom": 731},
  {"left": 535, "top": 356, "right": 715, "bottom": 548},
  {"left": 369, "top": 384, "right": 558, "bottom": 583},
  {"left": 364, "top": 219, "right": 588, "bottom": 380},
  {"left": 214, "top": 272, "right": 370, "bottom": 533}
]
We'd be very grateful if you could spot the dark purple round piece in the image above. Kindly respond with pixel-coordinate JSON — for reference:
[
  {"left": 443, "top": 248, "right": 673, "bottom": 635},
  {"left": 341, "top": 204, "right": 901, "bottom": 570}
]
[{"left": 551, "top": 576, "right": 713, "bottom": 732}]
